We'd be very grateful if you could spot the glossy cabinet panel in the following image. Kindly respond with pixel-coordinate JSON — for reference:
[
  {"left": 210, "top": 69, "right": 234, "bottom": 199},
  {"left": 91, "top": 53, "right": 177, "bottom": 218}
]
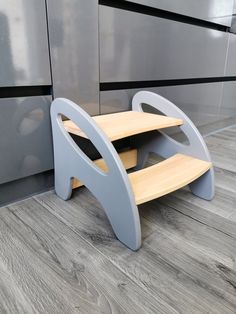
[
  {"left": 231, "top": 0, "right": 236, "bottom": 32},
  {"left": 0, "top": 0, "right": 51, "bottom": 87},
  {"left": 101, "top": 90, "right": 132, "bottom": 114},
  {"left": 100, "top": 6, "right": 229, "bottom": 82},
  {"left": 219, "top": 82, "right": 236, "bottom": 119},
  {"left": 125, "top": 0, "right": 234, "bottom": 26},
  {"left": 100, "top": 83, "right": 223, "bottom": 128},
  {"left": 47, "top": 0, "right": 99, "bottom": 115},
  {"left": 0, "top": 96, "right": 53, "bottom": 184},
  {"left": 225, "top": 34, "right": 236, "bottom": 76}
]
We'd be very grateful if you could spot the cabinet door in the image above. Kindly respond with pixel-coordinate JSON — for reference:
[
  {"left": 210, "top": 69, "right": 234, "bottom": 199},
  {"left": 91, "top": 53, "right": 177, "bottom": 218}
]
[
  {"left": 219, "top": 82, "right": 236, "bottom": 121},
  {"left": 100, "top": 83, "right": 222, "bottom": 128},
  {"left": 100, "top": 6, "right": 229, "bottom": 82},
  {"left": 0, "top": 0, "right": 51, "bottom": 87},
  {"left": 0, "top": 96, "right": 53, "bottom": 184},
  {"left": 225, "top": 34, "right": 236, "bottom": 76},
  {"left": 47, "top": 0, "right": 99, "bottom": 115}
]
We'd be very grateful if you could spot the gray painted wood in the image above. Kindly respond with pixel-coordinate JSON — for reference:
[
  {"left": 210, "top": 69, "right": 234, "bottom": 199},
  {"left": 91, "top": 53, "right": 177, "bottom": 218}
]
[{"left": 0, "top": 125, "right": 235, "bottom": 313}]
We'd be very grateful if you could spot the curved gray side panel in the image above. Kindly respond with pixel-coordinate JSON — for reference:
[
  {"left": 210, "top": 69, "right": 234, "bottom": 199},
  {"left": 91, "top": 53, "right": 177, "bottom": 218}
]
[
  {"left": 50, "top": 98, "right": 141, "bottom": 250},
  {"left": 132, "top": 91, "right": 215, "bottom": 200}
]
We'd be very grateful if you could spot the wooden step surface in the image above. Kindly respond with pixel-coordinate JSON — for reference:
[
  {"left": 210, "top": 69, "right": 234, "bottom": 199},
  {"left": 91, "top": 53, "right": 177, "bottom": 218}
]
[
  {"left": 129, "top": 154, "right": 212, "bottom": 205},
  {"left": 64, "top": 111, "right": 183, "bottom": 141},
  {"left": 72, "top": 149, "right": 137, "bottom": 189}
]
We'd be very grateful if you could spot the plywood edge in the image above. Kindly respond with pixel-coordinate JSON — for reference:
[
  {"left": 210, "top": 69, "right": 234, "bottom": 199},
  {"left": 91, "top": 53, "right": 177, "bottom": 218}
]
[{"left": 72, "top": 149, "right": 138, "bottom": 189}]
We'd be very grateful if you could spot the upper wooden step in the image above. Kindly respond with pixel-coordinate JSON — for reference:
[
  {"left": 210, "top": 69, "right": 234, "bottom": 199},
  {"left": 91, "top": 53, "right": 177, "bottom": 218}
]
[
  {"left": 129, "top": 154, "right": 212, "bottom": 205},
  {"left": 64, "top": 111, "right": 183, "bottom": 141}
]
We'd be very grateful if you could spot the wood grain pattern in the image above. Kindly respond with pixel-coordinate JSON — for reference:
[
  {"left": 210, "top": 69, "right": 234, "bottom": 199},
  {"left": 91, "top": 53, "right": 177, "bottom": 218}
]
[
  {"left": 35, "top": 188, "right": 236, "bottom": 314},
  {"left": 64, "top": 111, "right": 183, "bottom": 141},
  {"left": 73, "top": 149, "right": 137, "bottom": 189},
  {"left": 129, "top": 153, "right": 212, "bottom": 204},
  {"left": 0, "top": 125, "right": 235, "bottom": 313},
  {"left": 6, "top": 199, "right": 174, "bottom": 314}
]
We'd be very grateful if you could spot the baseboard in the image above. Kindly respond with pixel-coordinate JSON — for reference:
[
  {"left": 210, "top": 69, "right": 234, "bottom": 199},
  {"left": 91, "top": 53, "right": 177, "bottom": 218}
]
[{"left": 0, "top": 170, "right": 54, "bottom": 207}]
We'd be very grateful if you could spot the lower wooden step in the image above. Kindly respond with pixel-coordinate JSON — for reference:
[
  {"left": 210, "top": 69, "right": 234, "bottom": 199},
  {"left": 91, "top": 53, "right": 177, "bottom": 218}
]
[
  {"left": 72, "top": 149, "right": 137, "bottom": 189},
  {"left": 128, "top": 154, "right": 212, "bottom": 205}
]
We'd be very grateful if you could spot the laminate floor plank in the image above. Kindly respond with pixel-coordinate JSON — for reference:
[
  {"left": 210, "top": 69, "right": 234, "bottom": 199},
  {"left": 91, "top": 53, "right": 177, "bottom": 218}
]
[
  {"left": 163, "top": 185, "right": 236, "bottom": 221},
  {"left": 35, "top": 189, "right": 236, "bottom": 314},
  {"left": 0, "top": 207, "right": 82, "bottom": 314},
  {"left": 139, "top": 201, "right": 236, "bottom": 271},
  {"left": 158, "top": 192, "right": 236, "bottom": 240},
  {"left": 205, "top": 128, "right": 236, "bottom": 172},
  {"left": 4, "top": 198, "right": 175, "bottom": 314},
  {"left": 214, "top": 167, "right": 236, "bottom": 194}
]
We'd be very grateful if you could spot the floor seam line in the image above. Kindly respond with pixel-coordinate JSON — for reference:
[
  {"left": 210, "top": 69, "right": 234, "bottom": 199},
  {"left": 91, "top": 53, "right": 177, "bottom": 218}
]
[{"left": 33, "top": 196, "right": 175, "bottom": 312}]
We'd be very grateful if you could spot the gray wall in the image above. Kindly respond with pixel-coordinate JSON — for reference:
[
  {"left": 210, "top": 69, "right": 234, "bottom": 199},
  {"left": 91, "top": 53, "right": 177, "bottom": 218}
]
[
  {"left": 0, "top": 96, "right": 53, "bottom": 184},
  {"left": 0, "top": 0, "right": 236, "bottom": 204}
]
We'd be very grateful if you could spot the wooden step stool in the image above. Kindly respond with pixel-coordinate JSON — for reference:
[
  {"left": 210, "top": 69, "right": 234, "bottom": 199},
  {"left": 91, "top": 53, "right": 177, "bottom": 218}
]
[{"left": 50, "top": 91, "right": 214, "bottom": 250}]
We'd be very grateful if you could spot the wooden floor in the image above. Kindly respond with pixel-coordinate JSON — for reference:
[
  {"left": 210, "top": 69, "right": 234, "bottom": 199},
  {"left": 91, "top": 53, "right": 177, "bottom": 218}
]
[{"left": 1, "top": 126, "right": 236, "bottom": 313}]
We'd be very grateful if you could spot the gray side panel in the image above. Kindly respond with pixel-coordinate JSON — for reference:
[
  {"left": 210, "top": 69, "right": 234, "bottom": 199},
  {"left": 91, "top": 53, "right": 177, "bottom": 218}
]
[
  {"left": 0, "top": 0, "right": 51, "bottom": 87},
  {"left": 125, "top": 0, "right": 234, "bottom": 26},
  {"left": 100, "top": 6, "right": 229, "bottom": 82},
  {"left": 51, "top": 98, "right": 141, "bottom": 250},
  {"left": 0, "top": 96, "right": 53, "bottom": 184},
  {"left": 100, "top": 83, "right": 222, "bottom": 127},
  {"left": 225, "top": 34, "right": 236, "bottom": 76},
  {"left": 47, "top": 0, "right": 99, "bottom": 115},
  {"left": 219, "top": 81, "right": 236, "bottom": 119}
]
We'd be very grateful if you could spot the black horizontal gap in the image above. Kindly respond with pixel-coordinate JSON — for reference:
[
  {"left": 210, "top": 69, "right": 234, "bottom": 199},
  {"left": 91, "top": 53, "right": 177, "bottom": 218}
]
[
  {"left": 99, "top": 0, "right": 229, "bottom": 32},
  {"left": 100, "top": 77, "right": 236, "bottom": 91},
  {"left": 0, "top": 85, "right": 52, "bottom": 99}
]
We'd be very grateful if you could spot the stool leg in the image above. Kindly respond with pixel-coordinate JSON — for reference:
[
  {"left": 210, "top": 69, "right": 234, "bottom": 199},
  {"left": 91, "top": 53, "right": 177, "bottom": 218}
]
[
  {"left": 189, "top": 168, "right": 214, "bottom": 200},
  {"left": 101, "top": 196, "right": 141, "bottom": 250},
  {"left": 54, "top": 171, "right": 72, "bottom": 201}
]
